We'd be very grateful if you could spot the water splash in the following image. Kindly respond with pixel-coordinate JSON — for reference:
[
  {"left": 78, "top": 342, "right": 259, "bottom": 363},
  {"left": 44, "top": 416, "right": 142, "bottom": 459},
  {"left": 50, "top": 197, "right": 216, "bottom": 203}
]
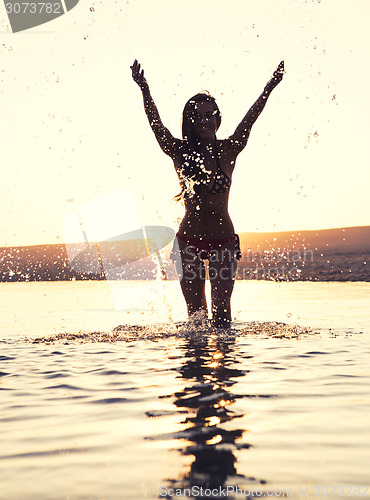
[{"left": 29, "top": 319, "right": 318, "bottom": 344}]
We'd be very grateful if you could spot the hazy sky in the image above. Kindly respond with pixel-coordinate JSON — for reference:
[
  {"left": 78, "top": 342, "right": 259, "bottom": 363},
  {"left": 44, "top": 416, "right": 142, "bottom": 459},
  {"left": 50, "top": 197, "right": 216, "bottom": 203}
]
[{"left": 1, "top": 0, "right": 369, "bottom": 246}]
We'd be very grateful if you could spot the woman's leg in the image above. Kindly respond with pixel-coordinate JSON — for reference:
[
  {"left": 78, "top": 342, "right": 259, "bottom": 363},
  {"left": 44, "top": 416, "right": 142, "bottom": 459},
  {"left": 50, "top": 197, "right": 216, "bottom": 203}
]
[
  {"left": 172, "top": 238, "right": 208, "bottom": 318},
  {"left": 208, "top": 239, "right": 239, "bottom": 327}
]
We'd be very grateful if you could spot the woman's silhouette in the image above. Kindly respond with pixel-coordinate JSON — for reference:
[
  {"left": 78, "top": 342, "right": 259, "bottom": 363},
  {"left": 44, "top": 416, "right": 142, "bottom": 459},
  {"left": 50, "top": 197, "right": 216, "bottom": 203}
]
[{"left": 131, "top": 59, "right": 284, "bottom": 327}]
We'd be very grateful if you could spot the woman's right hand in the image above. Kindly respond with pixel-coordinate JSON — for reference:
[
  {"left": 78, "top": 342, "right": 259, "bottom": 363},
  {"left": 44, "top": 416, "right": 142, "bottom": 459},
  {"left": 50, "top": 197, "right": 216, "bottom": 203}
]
[{"left": 130, "top": 59, "right": 149, "bottom": 91}]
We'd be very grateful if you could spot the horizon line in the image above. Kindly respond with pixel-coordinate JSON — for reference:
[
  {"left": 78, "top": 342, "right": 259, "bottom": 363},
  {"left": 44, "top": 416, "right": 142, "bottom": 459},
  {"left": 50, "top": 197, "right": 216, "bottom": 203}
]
[{"left": 1, "top": 224, "right": 369, "bottom": 250}]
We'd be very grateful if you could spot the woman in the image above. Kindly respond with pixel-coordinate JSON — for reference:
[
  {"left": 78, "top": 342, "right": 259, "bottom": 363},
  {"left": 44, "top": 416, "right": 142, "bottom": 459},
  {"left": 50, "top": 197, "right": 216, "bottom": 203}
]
[{"left": 131, "top": 59, "right": 284, "bottom": 327}]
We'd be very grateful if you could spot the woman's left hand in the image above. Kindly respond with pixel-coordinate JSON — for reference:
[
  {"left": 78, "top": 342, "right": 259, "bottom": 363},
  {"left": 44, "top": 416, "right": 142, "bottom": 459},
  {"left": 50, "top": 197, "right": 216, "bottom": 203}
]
[{"left": 265, "top": 61, "right": 285, "bottom": 92}]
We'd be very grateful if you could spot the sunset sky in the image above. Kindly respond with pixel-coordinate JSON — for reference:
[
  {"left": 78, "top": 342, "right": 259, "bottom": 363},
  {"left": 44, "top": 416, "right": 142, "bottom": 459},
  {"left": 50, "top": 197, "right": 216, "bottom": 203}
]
[{"left": 1, "top": 0, "right": 369, "bottom": 247}]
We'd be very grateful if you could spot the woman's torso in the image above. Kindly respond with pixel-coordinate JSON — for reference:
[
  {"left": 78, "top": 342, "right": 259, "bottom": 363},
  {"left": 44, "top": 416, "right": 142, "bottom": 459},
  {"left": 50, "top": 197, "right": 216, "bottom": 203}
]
[{"left": 173, "top": 139, "right": 237, "bottom": 239}]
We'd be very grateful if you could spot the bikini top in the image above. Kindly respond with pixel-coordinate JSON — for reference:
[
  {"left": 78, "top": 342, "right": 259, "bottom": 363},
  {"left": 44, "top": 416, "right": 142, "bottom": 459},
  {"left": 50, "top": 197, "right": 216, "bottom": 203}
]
[
  {"left": 179, "top": 143, "right": 231, "bottom": 198},
  {"left": 209, "top": 168, "right": 231, "bottom": 194}
]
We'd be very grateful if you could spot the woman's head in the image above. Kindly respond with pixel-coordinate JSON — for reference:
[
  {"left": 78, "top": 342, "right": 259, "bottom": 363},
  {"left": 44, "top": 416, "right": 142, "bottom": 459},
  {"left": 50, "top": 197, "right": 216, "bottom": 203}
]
[{"left": 182, "top": 92, "right": 221, "bottom": 143}]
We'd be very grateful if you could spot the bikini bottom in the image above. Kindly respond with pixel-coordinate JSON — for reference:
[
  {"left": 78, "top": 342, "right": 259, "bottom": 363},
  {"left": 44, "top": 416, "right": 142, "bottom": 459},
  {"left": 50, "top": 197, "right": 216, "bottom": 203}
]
[{"left": 171, "top": 232, "right": 242, "bottom": 261}]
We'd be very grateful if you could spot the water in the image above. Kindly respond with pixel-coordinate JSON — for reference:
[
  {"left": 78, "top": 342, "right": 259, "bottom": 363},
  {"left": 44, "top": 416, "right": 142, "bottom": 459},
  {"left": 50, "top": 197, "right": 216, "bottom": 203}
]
[{"left": 1, "top": 280, "right": 370, "bottom": 499}]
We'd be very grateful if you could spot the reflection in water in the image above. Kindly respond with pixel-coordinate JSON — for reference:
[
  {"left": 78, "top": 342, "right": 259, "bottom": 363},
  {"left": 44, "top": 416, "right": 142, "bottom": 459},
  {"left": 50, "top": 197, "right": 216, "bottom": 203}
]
[{"left": 156, "top": 332, "right": 267, "bottom": 498}]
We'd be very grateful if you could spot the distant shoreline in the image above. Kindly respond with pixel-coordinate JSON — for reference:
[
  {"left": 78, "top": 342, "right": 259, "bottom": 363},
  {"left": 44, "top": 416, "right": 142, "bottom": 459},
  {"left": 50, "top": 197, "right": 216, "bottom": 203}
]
[{"left": 1, "top": 225, "right": 369, "bottom": 283}]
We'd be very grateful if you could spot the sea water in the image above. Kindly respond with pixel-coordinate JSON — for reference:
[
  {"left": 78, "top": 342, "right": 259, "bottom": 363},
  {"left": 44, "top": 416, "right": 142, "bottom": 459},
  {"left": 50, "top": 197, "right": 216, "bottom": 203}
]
[{"left": 0, "top": 280, "right": 369, "bottom": 499}]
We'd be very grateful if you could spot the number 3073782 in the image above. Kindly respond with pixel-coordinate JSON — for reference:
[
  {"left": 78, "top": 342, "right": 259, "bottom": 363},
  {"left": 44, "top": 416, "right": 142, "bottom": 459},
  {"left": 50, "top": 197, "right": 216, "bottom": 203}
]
[{"left": 5, "top": 3, "right": 62, "bottom": 14}]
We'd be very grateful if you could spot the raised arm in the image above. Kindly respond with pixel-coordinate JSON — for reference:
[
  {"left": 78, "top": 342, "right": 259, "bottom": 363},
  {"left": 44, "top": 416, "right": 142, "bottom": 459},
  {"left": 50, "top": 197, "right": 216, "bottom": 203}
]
[
  {"left": 228, "top": 61, "right": 284, "bottom": 156},
  {"left": 130, "top": 59, "right": 180, "bottom": 159}
]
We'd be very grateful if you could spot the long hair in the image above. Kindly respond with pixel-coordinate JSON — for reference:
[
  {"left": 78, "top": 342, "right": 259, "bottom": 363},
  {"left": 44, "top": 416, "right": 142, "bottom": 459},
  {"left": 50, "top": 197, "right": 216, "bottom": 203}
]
[
  {"left": 181, "top": 92, "right": 222, "bottom": 143},
  {"left": 174, "top": 92, "right": 222, "bottom": 201}
]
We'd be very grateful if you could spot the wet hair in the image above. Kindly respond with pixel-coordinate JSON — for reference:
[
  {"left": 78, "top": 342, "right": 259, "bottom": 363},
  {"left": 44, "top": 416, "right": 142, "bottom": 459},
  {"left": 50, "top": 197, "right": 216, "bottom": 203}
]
[{"left": 181, "top": 92, "right": 221, "bottom": 144}]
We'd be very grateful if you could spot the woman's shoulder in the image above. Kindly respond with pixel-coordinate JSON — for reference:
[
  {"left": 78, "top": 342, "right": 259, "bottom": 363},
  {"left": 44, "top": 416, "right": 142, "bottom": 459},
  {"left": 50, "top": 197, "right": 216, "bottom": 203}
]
[{"left": 216, "top": 138, "right": 238, "bottom": 160}]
